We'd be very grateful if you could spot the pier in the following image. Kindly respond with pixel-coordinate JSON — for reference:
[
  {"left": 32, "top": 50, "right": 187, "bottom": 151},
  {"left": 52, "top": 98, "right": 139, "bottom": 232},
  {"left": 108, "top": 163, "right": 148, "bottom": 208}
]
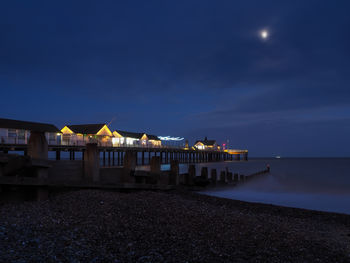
[
  {"left": 0, "top": 118, "right": 250, "bottom": 200},
  {"left": 0, "top": 143, "right": 248, "bottom": 166}
]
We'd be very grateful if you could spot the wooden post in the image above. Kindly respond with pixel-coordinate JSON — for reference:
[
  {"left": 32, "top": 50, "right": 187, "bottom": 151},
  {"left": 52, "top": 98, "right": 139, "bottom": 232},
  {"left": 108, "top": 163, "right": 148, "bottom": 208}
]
[
  {"left": 211, "top": 169, "right": 217, "bottom": 185},
  {"left": 201, "top": 167, "right": 208, "bottom": 180},
  {"left": 235, "top": 154, "right": 240, "bottom": 161},
  {"left": 150, "top": 156, "right": 161, "bottom": 174},
  {"left": 220, "top": 171, "right": 226, "bottom": 184},
  {"left": 234, "top": 173, "right": 239, "bottom": 182},
  {"left": 123, "top": 151, "right": 136, "bottom": 183},
  {"left": 169, "top": 160, "right": 179, "bottom": 185},
  {"left": 227, "top": 172, "right": 233, "bottom": 183},
  {"left": 84, "top": 143, "right": 100, "bottom": 182},
  {"left": 188, "top": 164, "right": 195, "bottom": 185},
  {"left": 28, "top": 131, "right": 48, "bottom": 159},
  {"left": 32, "top": 161, "right": 51, "bottom": 201},
  {"left": 240, "top": 174, "right": 245, "bottom": 182},
  {"left": 112, "top": 151, "right": 115, "bottom": 166},
  {"left": 56, "top": 150, "right": 61, "bottom": 160},
  {"left": 150, "top": 156, "right": 163, "bottom": 184}
]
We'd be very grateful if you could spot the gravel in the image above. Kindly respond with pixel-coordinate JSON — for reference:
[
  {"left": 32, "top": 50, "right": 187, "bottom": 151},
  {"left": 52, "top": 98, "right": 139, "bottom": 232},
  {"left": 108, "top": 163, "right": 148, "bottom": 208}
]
[{"left": 0, "top": 189, "right": 350, "bottom": 262}]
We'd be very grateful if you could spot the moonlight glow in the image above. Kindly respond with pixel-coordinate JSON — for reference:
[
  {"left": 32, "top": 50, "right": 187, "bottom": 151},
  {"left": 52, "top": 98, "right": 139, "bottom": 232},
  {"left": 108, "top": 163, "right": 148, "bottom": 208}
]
[{"left": 260, "top": 30, "right": 269, "bottom": 39}]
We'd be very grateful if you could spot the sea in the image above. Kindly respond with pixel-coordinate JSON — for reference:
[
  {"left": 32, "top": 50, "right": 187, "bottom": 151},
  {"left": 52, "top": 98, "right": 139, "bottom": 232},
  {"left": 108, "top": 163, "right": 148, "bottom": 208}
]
[
  {"left": 171, "top": 158, "right": 350, "bottom": 215},
  {"left": 40, "top": 152, "right": 350, "bottom": 214}
]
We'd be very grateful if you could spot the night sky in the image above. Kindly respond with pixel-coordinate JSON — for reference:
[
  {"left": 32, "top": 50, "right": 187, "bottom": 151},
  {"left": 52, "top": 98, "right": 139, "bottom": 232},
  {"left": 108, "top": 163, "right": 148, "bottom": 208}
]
[{"left": 1, "top": 1, "right": 350, "bottom": 157}]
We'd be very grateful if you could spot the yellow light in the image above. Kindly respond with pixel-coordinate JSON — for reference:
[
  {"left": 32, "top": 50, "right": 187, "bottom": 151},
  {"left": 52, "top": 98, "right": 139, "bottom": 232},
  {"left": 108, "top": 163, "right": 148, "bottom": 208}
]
[
  {"left": 96, "top": 125, "right": 113, "bottom": 136},
  {"left": 61, "top": 126, "right": 74, "bottom": 134}
]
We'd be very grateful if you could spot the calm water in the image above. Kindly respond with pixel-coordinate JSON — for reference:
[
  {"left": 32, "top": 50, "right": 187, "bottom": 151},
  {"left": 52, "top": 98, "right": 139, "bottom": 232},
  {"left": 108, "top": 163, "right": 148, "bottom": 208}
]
[
  {"left": 23, "top": 151, "right": 350, "bottom": 214},
  {"left": 195, "top": 158, "right": 350, "bottom": 215}
]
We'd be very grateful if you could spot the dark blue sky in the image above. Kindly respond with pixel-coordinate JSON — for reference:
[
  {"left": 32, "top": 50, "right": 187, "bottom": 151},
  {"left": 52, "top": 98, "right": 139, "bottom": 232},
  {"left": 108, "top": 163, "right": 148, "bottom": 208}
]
[{"left": 1, "top": 0, "right": 350, "bottom": 157}]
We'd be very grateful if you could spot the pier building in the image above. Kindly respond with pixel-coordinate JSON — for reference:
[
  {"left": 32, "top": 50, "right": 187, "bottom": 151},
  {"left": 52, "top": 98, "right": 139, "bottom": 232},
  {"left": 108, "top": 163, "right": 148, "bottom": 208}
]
[
  {"left": 112, "top": 130, "right": 162, "bottom": 147},
  {"left": 194, "top": 137, "right": 219, "bottom": 150},
  {"left": 0, "top": 118, "right": 60, "bottom": 145},
  {"left": 0, "top": 118, "right": 248, "bottom": 163},
  {"left": 61, "top": 124, "right": 113, "bottom": 146}
]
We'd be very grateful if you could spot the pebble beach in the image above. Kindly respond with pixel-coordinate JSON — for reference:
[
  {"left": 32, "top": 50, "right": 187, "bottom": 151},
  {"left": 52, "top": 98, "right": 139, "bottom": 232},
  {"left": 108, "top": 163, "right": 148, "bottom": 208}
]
[{"left": 0, "top": 189, "right": 350, "bottom": 262}]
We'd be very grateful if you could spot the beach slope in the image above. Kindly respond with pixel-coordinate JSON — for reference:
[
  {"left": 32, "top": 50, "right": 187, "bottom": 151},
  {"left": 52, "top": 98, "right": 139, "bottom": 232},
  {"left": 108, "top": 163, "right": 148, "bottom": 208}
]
[{"left": 0, "top": 190, "right": 349, "bottom": 262}]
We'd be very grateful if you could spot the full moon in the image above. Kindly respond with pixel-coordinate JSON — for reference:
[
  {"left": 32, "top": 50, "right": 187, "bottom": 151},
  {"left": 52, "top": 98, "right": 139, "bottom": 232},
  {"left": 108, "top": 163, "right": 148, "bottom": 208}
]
[{"left": 260, "top": 30, "right": 269, "bottom": 39}]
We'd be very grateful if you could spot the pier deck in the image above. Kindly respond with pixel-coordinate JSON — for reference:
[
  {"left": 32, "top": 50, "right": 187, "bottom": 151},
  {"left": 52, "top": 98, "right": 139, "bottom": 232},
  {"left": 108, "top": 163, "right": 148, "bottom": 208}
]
[{"left": 0, "top": 143, "right": 248, "bottom": 165}]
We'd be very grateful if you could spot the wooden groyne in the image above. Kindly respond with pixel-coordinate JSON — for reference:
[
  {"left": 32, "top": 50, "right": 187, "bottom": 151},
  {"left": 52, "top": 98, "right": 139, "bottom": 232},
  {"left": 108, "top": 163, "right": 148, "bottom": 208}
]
[
  {"left": 0, "top": 145, "right": 268, "bottom": 201},
  {"left": 178, "top": 164, "right": 270, "bottom": 190},
  {"left": 0, "top": 136, "right": 262, "bottom": 201}
]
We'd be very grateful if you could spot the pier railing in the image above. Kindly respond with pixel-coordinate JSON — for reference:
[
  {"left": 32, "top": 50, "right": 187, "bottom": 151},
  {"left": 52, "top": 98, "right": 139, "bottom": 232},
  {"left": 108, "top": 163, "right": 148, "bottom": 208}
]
[
  {"left": 0, "top": 136, "right": 187, "bottom": 150},
  {"left": 0, "top": 136, "right": 244, "bottom": 153}
]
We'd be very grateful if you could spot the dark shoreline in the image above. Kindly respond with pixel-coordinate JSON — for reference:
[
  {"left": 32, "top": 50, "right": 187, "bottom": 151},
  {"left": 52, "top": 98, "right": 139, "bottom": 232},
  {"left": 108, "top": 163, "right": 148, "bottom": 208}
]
[{"left": 1, "top": 189, "right": 349, "bottom": 262}]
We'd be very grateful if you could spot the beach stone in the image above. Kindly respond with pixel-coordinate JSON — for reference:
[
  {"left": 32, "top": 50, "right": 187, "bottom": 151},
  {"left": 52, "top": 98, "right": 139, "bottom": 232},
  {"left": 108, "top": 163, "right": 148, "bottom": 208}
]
[{"left": 0, "top": 190, "right": 349, "bottom": 262}]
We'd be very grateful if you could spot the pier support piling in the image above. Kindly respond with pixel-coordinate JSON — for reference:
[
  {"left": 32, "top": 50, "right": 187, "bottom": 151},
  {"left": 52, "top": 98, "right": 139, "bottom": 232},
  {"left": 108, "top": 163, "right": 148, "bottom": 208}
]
[
  {"left": 234, "top": 173, "right": 239, "bottom": 182},
  {"left": 123, "top": 151, "right": 136, "bottom": 183},
  {"left": 227, "top": 172, "right": 233, "bottom": 183},
  {"left": 187, "top": 165, "right": 195, "bottom": 186},
  {"left": 201, "top": 167, "right": 208, "bottom": 180},
  {"left": 220, "top": 171, "right": 226, "bottom": 184},
  {"left": 28, "top": 131, "right": 48, "bottom": 160},
  {"left": 84, "top": 143, "right": 100, "bottom": 182},
  {"left": 169, "top": 160, "right": 179, "bottom": 185}
]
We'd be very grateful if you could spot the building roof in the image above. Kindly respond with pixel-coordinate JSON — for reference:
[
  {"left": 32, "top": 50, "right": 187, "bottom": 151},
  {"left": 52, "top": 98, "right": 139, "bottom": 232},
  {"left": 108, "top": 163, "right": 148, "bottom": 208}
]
[
  {"left": 114, "top": 130, "right": 160, "bottom": 140},
  {"left": 195, "top": 137, "right": 217, "bottom": 146},
  {"left": 114, "top": 130, "right": 145, "bottom": 139},
  {"left": 147, "top": 134, "right": 160, "bottom": 140},
  {"left": 0, "top": 118, "right": 60, "bottom": 133},
  {"left": 67, "top": 124, "right": 106, "bottom": 134}
]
